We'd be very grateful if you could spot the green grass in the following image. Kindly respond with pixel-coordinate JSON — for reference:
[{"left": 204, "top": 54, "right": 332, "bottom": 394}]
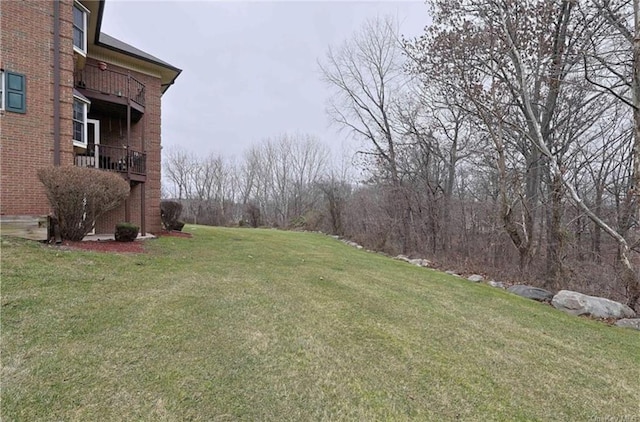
[{"left": 1, "top": 225, "right": 639, "bottom": 421}]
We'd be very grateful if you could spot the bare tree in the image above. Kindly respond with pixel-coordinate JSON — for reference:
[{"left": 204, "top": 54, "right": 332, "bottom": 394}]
[
  {"left": 237, "top": 134, "right": 330, "bottom": 228},
  {"left": 396, "top": 80, "right": 478, "bottom": 252},
  {"left": 461, "top": 0, "right": 640, "bottom": 306},
  {"left": 163, "top": 146, "right": 195, "bottom": 200},
  {"left": 289, "top": 134, "right": 330, "bottom": 219},
  {"left": 320, "top": 16, "right": 414, "bottom": 252},
  {"left": 582, "top": 0, "right": 639, "bottom": 221},
  {"left": 580, "top": 0, "right": 640, "bottom": 304},
  {"left": 401, "top": 0, "right": 640, "bottom": 309}
]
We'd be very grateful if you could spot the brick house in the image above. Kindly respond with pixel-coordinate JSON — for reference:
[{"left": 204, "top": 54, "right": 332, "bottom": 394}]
[{"left": 0, "top": 0, "right": 180, "bottom": 238}]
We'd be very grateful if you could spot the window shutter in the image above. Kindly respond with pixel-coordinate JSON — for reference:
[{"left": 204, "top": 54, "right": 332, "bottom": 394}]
[{"left": 6, "top": 72, "right": 26, "bottom": 113}]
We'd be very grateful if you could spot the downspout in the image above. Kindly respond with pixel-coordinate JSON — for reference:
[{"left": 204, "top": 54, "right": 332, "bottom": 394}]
[
  {"left": 141, "top": 182, "right": 146, "bottom": 235},
  {"left": 53, "top": 0, "right": 61, "bottom": 166},
  {"left": 50, "top": 0, "right": 63, "bottom": 244},
  {"left": 141, "top": 100, "right": 146, "bottom": 235}
]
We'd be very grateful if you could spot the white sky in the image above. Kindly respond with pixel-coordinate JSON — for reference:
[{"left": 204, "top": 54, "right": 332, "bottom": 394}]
[{"left": 101, "top": 1, "right": 430, "bottom": 161}]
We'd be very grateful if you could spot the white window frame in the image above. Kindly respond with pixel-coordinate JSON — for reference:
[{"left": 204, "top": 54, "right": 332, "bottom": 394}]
[
  {"left": 73, "top": 1, "right": 89, "bottom": 56},
  {"left": 73, "top": 95, "right": 90, "bottom": 148},
  {"left": 0, "top": 70, "right": 4, "bottom": 111}
]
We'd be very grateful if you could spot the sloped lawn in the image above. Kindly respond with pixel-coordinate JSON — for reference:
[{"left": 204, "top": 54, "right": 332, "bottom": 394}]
[{"left": 1, "top": 226, "right": 639, "bottom": 421}]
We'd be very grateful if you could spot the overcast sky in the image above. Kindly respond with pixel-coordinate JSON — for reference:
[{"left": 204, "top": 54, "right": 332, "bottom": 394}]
[{"left": 101, "top": 1, "right": 430, "bottom": 162}]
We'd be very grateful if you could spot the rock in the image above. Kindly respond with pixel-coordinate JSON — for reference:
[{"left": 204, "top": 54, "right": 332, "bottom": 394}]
[
  {"left": 507, "top": 285, "right": 554, "bottom": 302},
  {"left": 551, "top": 290, "right": 636, "bottom": 319},
  {"left": 408, "top": 258, "right": 431, "bottom": 267},
  {"left": 615, "top": 319, "right": 640, "bottom": 331},
  {"left": 445, "top": 270, "right": 461, "bottom": 277},
  {"left": 488, "top": 280, "right": 506, "bottom": 289},
  {"left": 342, "top": 240, "right": 362, "bottom": 249},
  {"left": 395, "top": 255, "right": 431, "bottom": 267},
  {"left": 467, "top": 274, "right": 483, "bottom": 282}
]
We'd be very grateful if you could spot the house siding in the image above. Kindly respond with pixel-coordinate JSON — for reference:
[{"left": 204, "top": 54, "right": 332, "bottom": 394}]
[
  {"left": 1, "top": 0, "right": 75, "bottom": 217},
  {"left": 86, "top": 60, "right": 163, "bottom": 234},
  {"left": 1, "top": 1, "right": 171, "bottom": 236}
]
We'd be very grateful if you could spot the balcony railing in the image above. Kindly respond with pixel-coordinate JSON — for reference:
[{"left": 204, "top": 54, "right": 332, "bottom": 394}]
[
  {"left": 74, "top": 63, "right": 146, "bottom": 107},
  {"left": 75, "top": 145, "right": 146, "bottom": 177}
]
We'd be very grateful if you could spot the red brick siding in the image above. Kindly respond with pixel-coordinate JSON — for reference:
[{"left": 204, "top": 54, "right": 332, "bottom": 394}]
[
  {"left": 86, "top": 60, "right": 163, "bottom": 234},
  {"left": 2, "top": 4, "right": 165, "bottom": 235},
  {"left": 1, "top": 0, "right": 75, "bottom": 217}
]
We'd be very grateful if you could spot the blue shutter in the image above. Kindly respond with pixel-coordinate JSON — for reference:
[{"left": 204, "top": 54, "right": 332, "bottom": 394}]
[{"left": 6, "top": 72, "right": 26, "bottom": 114}]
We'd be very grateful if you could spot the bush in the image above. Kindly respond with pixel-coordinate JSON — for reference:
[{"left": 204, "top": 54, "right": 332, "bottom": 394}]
[
  {"left": 160, "top": 200, "right": 184, "bottom": 231},
  {"left": 38, "top": 166, "right": 130, "bottom": 241},
  {"left": 243, "top": 202, "right": 261, "bottom": 228},
  {"left": 289, "top": 215, "right": 306, "bottom": 229},
  {"left": 114, "top": 222, "right": 139, "bottom": 242}
]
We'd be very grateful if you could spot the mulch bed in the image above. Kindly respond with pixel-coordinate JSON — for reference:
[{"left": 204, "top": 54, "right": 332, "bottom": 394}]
[{"left": 55, "top": 231, "right": 192, "bottom": 254}]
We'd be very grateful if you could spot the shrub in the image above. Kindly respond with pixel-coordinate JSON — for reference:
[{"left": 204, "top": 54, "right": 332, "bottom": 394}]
[
  {"left": 114, "top": 222, "right": 139, "bottom": 242},
  {"left": 160, "top": 200, "right": 184, "bottom": 231},
  {"left": 289, "top": 215, "right": 306, "bottom": 229},
  {"left": 38, "top": 166, "right": 130, "bottom": 241},
  {"left": 243, "top": 202, "right": 261, "bottom": 228},
  {"left": 301, "top": 210, "right": 324, "bottom": 231},
  {"left": 171, "top": 220, "right": 185, "bottom": 232}
]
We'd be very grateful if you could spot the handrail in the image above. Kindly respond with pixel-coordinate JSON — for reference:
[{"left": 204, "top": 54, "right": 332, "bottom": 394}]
[
  {"left": 74, "top": 63, "right": 146, "bottom": 107},
  {"left": 75, "top": 144, "right": 146, "bottom": 176}
]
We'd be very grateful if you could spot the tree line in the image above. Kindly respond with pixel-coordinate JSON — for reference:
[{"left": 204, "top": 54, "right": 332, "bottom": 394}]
[{"left": 165, "top": 0, "right": 640, "bottom": 311}]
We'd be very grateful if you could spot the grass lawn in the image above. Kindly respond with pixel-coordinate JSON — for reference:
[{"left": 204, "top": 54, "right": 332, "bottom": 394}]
[{"left": 1, "top": 225, "right": 639, "bottom": 421}]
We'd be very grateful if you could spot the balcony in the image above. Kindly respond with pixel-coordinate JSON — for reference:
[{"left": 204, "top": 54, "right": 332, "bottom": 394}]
[
  {"left": 74, "top": 63, "right": 146, "bottom": 120},
  {"left": 75, "top": 145, "right": 146, "bottom": 183}
]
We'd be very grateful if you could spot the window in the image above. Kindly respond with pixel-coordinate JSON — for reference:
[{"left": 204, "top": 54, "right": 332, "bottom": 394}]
[
  {"left": 73, "top": 2, "right": 88, "bottom": 55},
  {"left": 1, "top": 71, "right": 26, "bottom": 114},
  {"left": 73, "top": 96, "right": 89, "bottom": 147}
]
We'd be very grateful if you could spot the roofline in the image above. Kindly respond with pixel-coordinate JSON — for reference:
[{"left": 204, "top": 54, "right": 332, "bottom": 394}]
[
  {"left": 94, "top": 1, "right": 105, "bottom": 46},
  {"left": 93, "top": 1, "right": 182, "bottom": 92}
]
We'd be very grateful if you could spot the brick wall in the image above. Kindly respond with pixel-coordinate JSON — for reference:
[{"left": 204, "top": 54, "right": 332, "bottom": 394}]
[
  {"left": 2, "top": 3, "right": 166, "bottom": 236},
  {"left": 0, "top": 0, "right": 75, "bottom": 216},
  {"left": 87, "top": 60, "right": 164, "bottom": 234}
]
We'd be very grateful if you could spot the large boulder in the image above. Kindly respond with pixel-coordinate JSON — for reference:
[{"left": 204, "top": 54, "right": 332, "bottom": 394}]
[
  {"left": 615, "top": 319, "right": 640, "bottom": 331},
  {"left": 467, "top": 274, "right": 484, "bottom": 282},
  {"left": 551, "top": 290, "right": 636, "bottom": 319},
  {"left": 507, "top": 285, "right": 554, "bottom": 302}
]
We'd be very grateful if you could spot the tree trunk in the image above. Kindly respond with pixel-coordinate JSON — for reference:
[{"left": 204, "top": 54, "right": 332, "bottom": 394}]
[
  {"left": 633, "top": 0, "right": 640, "bottom": 228},
  {"left": 592, "top": 183, "right": 603, "bottom": 262},
  {"left": 545, "top": 172, "right": 565, "bottom": 289}
]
